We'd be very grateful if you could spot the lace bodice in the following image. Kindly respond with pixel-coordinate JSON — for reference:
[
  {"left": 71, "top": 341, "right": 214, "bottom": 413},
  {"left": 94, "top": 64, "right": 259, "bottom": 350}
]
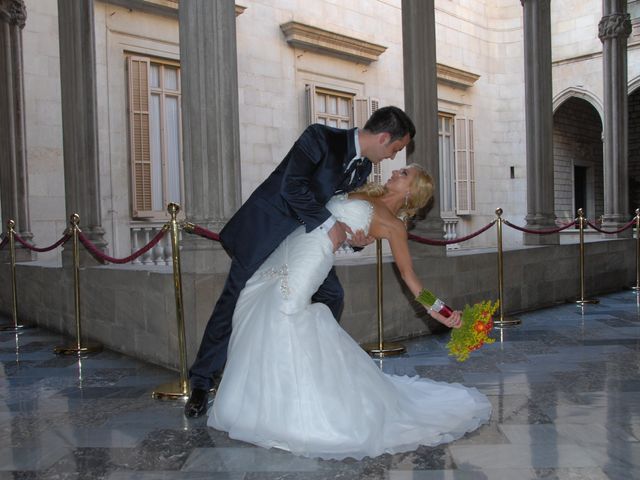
[{"left": 326, "top": 195, "right": 374, "bottom": 236}]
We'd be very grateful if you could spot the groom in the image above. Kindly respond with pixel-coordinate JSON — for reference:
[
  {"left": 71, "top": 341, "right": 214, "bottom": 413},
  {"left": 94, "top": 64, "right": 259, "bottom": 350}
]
[{"left": 185, "top": 106, "right": 416, "bottom": 417}]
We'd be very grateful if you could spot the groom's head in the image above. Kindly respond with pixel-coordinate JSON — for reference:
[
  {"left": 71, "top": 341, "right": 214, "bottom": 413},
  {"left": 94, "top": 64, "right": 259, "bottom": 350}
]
[
  {"left": 361, "top": 106, "right": 415, "bottom": 164},
  {"left": 363, "top": 106, "right": 416, "bottom": 143}
]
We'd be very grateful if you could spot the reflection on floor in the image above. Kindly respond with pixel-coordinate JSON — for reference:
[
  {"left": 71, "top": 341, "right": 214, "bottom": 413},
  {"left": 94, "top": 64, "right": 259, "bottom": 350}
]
[{"left": 1, "top": 291, "right": 639, "bottom": 479}]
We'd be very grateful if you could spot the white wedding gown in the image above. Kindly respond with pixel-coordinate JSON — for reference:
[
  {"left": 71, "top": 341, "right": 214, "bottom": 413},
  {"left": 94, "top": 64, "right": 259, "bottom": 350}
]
[{"left": 209, "top": 195, "right": 491, "bottom": 460}]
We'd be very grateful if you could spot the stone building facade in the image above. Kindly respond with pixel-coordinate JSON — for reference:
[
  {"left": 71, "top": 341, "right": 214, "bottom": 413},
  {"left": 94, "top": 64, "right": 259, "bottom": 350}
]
[{"left": 0, "top": 0, "right": 638, "bottom": 370}]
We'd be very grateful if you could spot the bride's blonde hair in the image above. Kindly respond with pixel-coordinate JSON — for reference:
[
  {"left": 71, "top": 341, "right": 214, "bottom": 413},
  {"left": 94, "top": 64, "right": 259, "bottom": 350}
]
[{"left": 354, "top": 163, "right": 434, "bottom": 223}]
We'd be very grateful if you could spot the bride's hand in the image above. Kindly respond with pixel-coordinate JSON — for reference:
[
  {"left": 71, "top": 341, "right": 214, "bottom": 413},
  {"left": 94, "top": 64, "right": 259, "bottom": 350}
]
[
  {"left": 328, "top": 221, "right": 351, "bottom": 251},
  {"left": 349, "top": 229, "right": 375, "bottom": 248},
  {"left": 429, "top": 309, "right": 462, "bottom": 329}
]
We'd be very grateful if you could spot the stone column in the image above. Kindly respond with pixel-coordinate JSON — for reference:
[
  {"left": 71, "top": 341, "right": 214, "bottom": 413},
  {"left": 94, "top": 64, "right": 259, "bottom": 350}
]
[
  {"left": 0, "top": 0, "right": 33, "bottom": 260},
  {"left": 178, "top": 0, "right": 242, "bottom": 273},
  {"left": 401, "top": 0, "right": 445, "bottom": 253},
  {"left": 178, "top": 0, "right": 241, "bottom": 368},
  {"left": 521, "top": 0, "right": 558, "bottom": 245},
  {"left": 599, "top": 0, "right": 632, "bottom": 235},
  {"left": 57, "top": 0, "right": 106, "bottom": 260}
]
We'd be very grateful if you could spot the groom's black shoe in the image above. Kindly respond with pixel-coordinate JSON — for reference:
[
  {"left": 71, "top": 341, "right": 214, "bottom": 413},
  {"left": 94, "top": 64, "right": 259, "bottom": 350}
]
[{"left": 184, "top": 388, "right": 209, "bottom": 418}]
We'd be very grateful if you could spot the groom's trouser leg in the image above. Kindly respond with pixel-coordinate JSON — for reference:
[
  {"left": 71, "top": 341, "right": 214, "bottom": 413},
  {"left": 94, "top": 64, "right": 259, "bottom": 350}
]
[
  {"left": 311, "top": 266, "right": 344, "bottom": 321},
  {"left": 188, "top": 259, "right": 253, "bottom": 391}
]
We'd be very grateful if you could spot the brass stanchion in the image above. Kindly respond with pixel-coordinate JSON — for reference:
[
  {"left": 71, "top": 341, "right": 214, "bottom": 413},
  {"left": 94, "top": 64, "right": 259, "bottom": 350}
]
[
  {"left": 362, "top": 239, "right": 406, "bottom": 357},
  {"left": 0, "top": 220, "right": 26, "bottom": 332},
  {"left": 632, "top": 208, "right": 640, "bottom": 291},
  {"left": 152, "top": 203, "right": 189, "bottom": 400},
  {"left": 575, "top": 208, "right": 598, "bottom": 305},
  {"left": 54, "top": 214, "right": 102, "bottom": 355},
  {"left": 493, "top": 208, "right": 520, "bottom": 328}
]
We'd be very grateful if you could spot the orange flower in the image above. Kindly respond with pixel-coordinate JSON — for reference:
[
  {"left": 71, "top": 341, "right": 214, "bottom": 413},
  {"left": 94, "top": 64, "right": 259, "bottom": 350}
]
[{"left": 446, "top": 299, "right": 499, "bottom": 361}]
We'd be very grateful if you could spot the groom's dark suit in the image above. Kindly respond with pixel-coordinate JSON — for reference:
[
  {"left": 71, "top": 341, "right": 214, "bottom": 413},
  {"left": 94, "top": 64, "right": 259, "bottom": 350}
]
[{"left": 189, "top": 124, "right": 372, "bottom": 391}]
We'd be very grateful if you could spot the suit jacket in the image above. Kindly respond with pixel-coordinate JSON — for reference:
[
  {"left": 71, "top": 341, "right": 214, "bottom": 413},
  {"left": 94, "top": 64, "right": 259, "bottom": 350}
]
[{"left": 219, "top": 124, "right": 371, "bottom": 270}]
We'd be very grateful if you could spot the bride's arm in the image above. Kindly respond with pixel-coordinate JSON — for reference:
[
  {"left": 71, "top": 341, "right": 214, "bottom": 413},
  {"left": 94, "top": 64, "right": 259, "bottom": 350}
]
[{"left": 370, "top": 217, "right": 461, "bottom": 328}]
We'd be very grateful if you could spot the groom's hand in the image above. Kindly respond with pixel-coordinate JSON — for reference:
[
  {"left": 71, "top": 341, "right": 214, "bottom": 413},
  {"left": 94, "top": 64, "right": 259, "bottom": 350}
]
[
  {"left": 349, "top": 230, "right": 375, "bottom": 248},
  {"left": 328, "top": 221, "right": 352, "bottom": 251}
]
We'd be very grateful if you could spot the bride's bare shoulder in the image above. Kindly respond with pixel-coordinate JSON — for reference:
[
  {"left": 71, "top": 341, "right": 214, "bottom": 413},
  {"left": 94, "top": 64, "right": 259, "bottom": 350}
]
[{"left": 347, "top": 195, "right": 404, "bottom": 237}]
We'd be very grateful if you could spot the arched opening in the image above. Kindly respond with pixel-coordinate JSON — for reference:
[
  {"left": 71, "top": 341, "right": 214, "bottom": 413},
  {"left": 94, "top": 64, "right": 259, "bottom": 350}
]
[
  {"left": 629, "top": 86, "right": 640, "bottom": 213},
  {"left": 553, "top": 97, "right": 603, "bottom": 223}
]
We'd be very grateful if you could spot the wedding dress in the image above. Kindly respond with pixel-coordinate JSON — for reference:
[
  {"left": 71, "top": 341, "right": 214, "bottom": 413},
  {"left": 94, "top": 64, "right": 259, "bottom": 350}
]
[{"left": 208, "top": 195, "right": 491, "bottom": 460}]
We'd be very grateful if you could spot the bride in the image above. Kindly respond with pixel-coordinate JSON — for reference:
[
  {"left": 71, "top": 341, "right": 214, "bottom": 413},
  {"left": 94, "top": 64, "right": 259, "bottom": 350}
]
[{"left": 208, "top": 164, "right": 491, "bottom": 460}]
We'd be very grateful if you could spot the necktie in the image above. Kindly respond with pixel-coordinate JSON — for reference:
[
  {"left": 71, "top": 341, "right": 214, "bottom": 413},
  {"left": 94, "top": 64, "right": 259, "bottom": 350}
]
[{"left": 345, "top": 158, "right": 363, "bottom": 185}]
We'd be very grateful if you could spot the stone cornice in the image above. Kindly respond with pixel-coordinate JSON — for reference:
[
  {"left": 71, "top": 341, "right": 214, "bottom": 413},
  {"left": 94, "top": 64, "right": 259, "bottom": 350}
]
[
  {"left": 598, "top": 13, "right": 632, "bottom": 41},
  {"left": 280, "top": 21, "right": 386, "bottom": 64},
  {"left": 436, "top": 63, "right": 480, "bottom": 89},
  {"left": 0, "top": 0, "right": 26, "bottom": 29},
  {"left": 101, "top": 1, "right": 246, "bottom": 19}
]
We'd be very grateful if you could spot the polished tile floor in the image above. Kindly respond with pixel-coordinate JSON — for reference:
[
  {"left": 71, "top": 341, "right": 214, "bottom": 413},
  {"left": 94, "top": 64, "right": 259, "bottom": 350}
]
[{"left": 1, "top": 291, "right": 640, "bottom": 479}]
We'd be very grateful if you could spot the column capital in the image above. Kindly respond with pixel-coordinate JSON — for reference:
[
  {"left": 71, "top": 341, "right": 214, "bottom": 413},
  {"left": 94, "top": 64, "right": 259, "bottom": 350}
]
[
  {"left": 0, "top": 0, "right": 26, "bottom": 29},
  {"left": 598, "top": 13, "right": 632, "bottom": 42}
]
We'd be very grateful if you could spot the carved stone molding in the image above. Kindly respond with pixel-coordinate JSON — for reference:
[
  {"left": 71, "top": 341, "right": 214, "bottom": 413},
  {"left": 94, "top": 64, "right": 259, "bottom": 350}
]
[
  {"left": 280, "top": 21, "right": 386, "bottom": 64},
  {"left": 436, "top": 63, "right": 480, "bottom": 89},
  {"left": 0, "top": 0, "right": 26, "bottom": 29},
  {"left": 100, "top": 1, "right": 247, "bottom": 18},
  {"left": 598, "top": 13, "right": 632, "bottom": 41}
]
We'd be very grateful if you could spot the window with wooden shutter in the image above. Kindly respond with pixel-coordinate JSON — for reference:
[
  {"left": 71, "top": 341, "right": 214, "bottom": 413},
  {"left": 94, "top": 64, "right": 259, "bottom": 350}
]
[
  {"left": 305, "top": 84, "right": 354, "bottom": 128},
  {"left": 454, "top": 117, "right": 476, "bottom": 215},
  {"left": 354, "top": 97, "right": 381, "bottom": 184},
  {"left": 127, "top": 55, "right": 182, "bottom": 219},
  {"left": 128, "top": 56, "right": 153, "bottom": 217},
  {"left": 438, "top": 114, "right": 456, "bottom": 214}
]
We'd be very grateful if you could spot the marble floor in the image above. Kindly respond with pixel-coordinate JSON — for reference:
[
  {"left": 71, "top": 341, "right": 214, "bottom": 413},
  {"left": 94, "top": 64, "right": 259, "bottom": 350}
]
[{"left": 1, "top": 291, "right": 640, "bottom": 479}]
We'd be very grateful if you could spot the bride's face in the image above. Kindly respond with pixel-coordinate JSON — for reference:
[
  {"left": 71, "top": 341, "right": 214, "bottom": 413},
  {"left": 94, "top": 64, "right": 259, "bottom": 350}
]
[{"left": 386, "top": 167, "right": 417, "bottom": 193}]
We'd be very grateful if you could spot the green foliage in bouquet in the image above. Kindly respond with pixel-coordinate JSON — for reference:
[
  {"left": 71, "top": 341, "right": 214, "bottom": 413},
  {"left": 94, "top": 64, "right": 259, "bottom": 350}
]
[{"left": 446, "top": 300, "right": 499, "bottom": 362}]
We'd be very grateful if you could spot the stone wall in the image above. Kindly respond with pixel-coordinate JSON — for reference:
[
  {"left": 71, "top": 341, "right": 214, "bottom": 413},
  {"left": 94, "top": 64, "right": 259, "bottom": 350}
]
[{"left": 0, "top": 239, "right": 634, "bottom": 371}]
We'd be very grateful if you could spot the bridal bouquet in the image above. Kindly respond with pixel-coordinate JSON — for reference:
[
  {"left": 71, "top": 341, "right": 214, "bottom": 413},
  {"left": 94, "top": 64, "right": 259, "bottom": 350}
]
[
  {"left": 416, "top": 290, "right": 499, "bottom": 362},
  {"left": 447, "top": 300, "right": 499, "bottom": 361}
]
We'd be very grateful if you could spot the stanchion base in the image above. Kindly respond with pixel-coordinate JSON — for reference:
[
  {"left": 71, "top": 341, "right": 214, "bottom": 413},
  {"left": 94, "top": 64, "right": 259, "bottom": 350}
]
[
  {"left": 54, "top": 342, "right": 103, "bottom": 355},
  {"left": 493, "top": 316, "right": 522, "bottom": 328},
  {"left": 152, "top": 380, "right": 189, "bottom": 400},
  {"left": 0, "top": 323, "right": 28, "bottom": 332},
  {"left": 362, "top": 342, "right": 406, "bottom": 357},
  {"left": 575, "top": 299, "right": 599, "bottom": 305}
]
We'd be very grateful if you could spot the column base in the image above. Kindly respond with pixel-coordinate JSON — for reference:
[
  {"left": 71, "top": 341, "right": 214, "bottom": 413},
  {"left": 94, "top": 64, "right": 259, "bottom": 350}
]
[
  {"left": 600, "top": 217, "right": 633, "bottom": 239},
  {"left": 409, "top": 219, "right": 447, "bottom": 257},
  {"left": 523, "top": 214, "right": 560, "bottom": 246},
  {"left": 181, "top": 233, "right": 230, "bottom": 275},
  {"left": 62, "top": 227, "right": 109, "bottom": 267},
  {"left": 0, "top": 248, "right": 35, "bottom": 263}
]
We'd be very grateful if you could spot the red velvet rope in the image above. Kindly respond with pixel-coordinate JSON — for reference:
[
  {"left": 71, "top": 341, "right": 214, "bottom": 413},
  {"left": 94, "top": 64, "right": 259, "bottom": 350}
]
[
  {"left": 14, "top": 233, "right": 71, "bottom": 252},
  {"left": 503, "top": 219, "right": 577, "bottom": 234},
  {"left": 0, "top": 234, "right": 7, "bottom": 250},
  {"left": 408, "top": 220, "right": 496, "bottom": 246},
  {"left": 78, "top": 228, "right": 168, "bottom": 264},
  {"left": 585, "top": 218, "right": 636, "bottom": 234},
  {"left": 184, "top": 224, "right": 221, "bottom": 242}
]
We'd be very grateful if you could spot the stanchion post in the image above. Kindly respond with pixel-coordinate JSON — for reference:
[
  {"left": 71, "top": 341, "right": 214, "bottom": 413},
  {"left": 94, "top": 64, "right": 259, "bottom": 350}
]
[
  {"left": 362, "top": 239, "right": 406, "bottom": 357},
  {"left": 0, "top": 220, "right": 26, "bottom": 332},
  {"left": 54, "top": 214, "right": 103, "bottom": 355},
  {"left": 633, "top": 208, "right": 640, "bottom": 291},
  {"left": 493, "top": 208, "right": 520, "bottom": 328},
  {"left": 575, "top": 208, "right": 598, "bottom": 305},
  {"left": 152, "top": 203, "right": 189, "bottom": 400}
]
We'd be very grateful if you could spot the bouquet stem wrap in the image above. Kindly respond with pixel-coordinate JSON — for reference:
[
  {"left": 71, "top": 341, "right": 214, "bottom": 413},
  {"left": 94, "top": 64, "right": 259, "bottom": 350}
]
[{"left": 415, "top": 289, "right": 454, "bottom": 318}]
